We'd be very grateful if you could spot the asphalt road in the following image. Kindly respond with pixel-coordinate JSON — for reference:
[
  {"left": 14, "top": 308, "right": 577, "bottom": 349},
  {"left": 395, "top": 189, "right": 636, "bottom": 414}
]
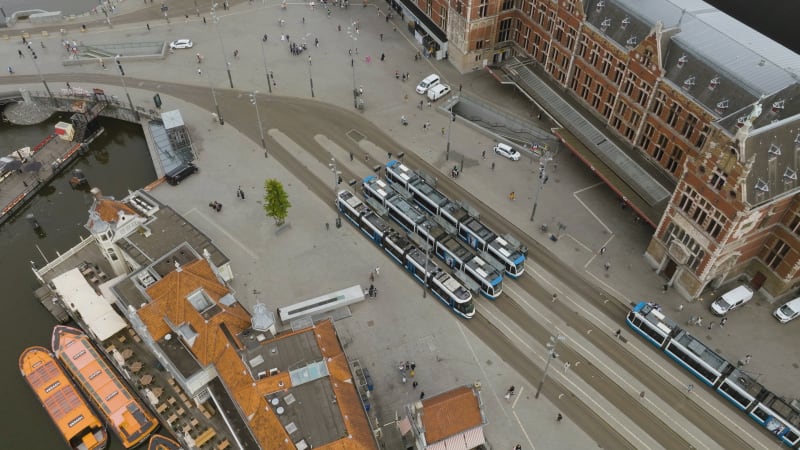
[{"left": 0, "top": 73, "right": 768, "bottom": 448}]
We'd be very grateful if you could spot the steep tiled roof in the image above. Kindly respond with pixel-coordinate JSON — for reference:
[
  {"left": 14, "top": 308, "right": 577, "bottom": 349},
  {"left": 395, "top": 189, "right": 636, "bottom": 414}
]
[
  {"left": 94, "top": 198, "right": 139, "bottom": 223},
  {"left": 421, "top": 386, "right": 482, "bottom": 444},
  {"left": 139, "top": 259, "right": 250, "bottom": 366}
]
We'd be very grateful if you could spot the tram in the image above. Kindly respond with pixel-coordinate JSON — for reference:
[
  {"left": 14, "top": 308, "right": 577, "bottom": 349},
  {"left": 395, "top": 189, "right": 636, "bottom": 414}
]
[
  {"left": 383, "top": 160, "right": 526, "bottom": 277},
  {"left": 336, "top": 190, "right": 475, "bottom": 319},
  {"left": 627, "top": 301, "right": 800, "bottom": 448},
  {"left": 435, "top": 235, "right": 503, "bottom": 299}
]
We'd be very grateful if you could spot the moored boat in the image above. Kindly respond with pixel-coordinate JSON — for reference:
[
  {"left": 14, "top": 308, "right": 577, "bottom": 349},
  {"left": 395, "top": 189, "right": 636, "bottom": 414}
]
[
  {"left": 52, "top": 326, "right": 158, "bottom": 449},
  {"left": 147, "top": 434, "right": 182, "bottom": 450},
  {"left": 19, "top": 346, "right": 108, "bottom": 450}
]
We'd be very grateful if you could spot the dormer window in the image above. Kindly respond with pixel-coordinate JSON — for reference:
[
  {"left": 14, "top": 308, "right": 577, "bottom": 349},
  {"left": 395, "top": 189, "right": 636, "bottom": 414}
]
[
  {"left": 768, "top": 144, "right": 781, "bottom": 159},
  {"left": 736, "top": 116, "right": 748, "bottom": 128},
  {"left": 682, "top": 76, "right": 695, "bottom": 89},
  {"left": 795, "top": 134, "right": 800, "bottom": 145},
  {"left": 677, "top": 54, "right": 688, "bottom": 68},
  {"left": 600, "top": 18, "right": 611, "bottom": 32},
  {"left": 596, "top": 0, "right": 605, "bottom": 12},
  {"left": 626, "top": 36, "right": 638, "bottom": 47},
  {"left": 621, "top": 17, "right": 630, "bottom": 29},
  {"left": 716, "top": 99, "right": 729, "bottom": 111},
  {"left": 755, "top": 179, "right": 769, "bottom": 192},
  {"left": 771, "top": 100, "right": 785, "bottom": 113},
  {"left": 709, "top": 76, "right": 720, "bottom": 90},
  {"left": 783, "top": 168, "right": 797, "bottom": 181}
]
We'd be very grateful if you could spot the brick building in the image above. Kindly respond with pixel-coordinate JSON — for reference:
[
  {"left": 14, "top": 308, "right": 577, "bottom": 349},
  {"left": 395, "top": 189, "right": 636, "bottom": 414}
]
[{"left": 403, "top": 0, "right": 800, "bottom": 300}]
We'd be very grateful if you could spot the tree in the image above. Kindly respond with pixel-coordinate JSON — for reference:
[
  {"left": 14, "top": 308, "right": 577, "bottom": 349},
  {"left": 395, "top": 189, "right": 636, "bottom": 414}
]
[{"left": 263, "top": 179, "right": 291, "bottom": 225}]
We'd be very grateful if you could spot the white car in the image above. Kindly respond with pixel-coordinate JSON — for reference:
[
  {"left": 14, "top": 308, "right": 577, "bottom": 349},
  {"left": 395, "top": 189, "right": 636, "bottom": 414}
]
[
  {"left": 774, "top": 297, "right": 800, "bottom": 323},
  {"left": 427, "top": 84, "right": 451, "bottom": 101},
  {"left": 170, "top": 39, "right": 194, "bottom": 49},
  {"left": 493, "top": 143, "right": 521, "bottom": 161}
]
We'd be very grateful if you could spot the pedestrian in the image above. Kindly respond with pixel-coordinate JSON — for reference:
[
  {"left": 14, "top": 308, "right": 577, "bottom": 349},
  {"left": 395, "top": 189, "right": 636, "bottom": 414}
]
[
  {"left": 380, "top": 33, "right": 383, "bottom": 41},
  {"left": 425, "top": 121, "right": 430, "bottom": 130},
  {"left": 599, "top": 246, "right": 606, "bottom": 255},
  {"left": 308, "top": 55, "right": 312, "bottom": 65},
  {"left": 22, "top": 36, "right": 27, "bottom": 44},
  {"left": 678, "top": 304, "right": 684, "bottom": 312},
  {"left": 639, "top": 391, "right": 646, "bottom": 399},
  {"left": 203, "top": 16, "right": 207, "bottom": 24},
  {"left": 410, "top": 362, "right": 416, "bottom": 370},
  {"left": 185, "top": 13, "right": 189, "bottom": 22},
  {"left": 505, "top": 386, "right": 515, "bottom": 399},
  {"left": 197, "top": 68, "right": 202, "bottom": 76},
  {"left": 687, "top": 384, "right": 694, "bottom": 393},
  {"left": 419, "top": 100, "right": 423, "bottom": 110},
  {"left": 509, "top": 191, "right": 516, "bottom": 201},
  {"left": 441, "top": 127, "right": 445, "bottom": 136},
  {"left": 380, "top": 53, "right": 385, "bottom": 62},
  {"left": 18, "top": 49, "right": 24, "bottom": 58},
  {"left": 552, "top": 293, "right": 558, "bottom": 302},
  {"left": 420, "top": 391, "right": 425, "bottom": 400},
  {"left": 66, "top": 82, "right": 71, "bottom": 90},
  {"left": 614, "top": 329, "right": 621, "bottom": 338},
  {"left": 695, "top": 316, "right": 703, "bottom": 327},
  {"left": 720, "top": 317, "right": 728, "bottom": 327},
  {"left": 369, "top": 272, "right": 374, "bottom": 283},
  {"left": 427, "top": 100, "right": 431, "bottom": 108},
  {"left": 412, "top": 381, "right": 418, "bottom": 389},
  {"left": 375, "top": 266, "right": 380, "bottom": 276},
  {"left": 744, "top": 354, "right": 752, "bottom": 365},
  {"left": 325, "top": 222, "right": 330, "bottom": 230},
  {"left": 402, "top": 376, "right": 406, "bottom": 383},
  {"left": 662, "top": 283, "right": 668, "bottom": 294},
  {"left": 404, "top": 361, "right": 410, "bottom": 371},
  {"left": 234, "top": 49, "right": 239, "bottom": 59},
  {"left": 338, "top": 24, "right": 341, "bottom": 31},
  {"left": 707, "top": 321, "right": 714, "bottom": 330},
  {"left": 604, "top": 262, "right": 610, "bottom": 271},
  {"left": 409, "top": 369, "right": 415, "bottom": 377},
  {"left": 556, "top": 413, "right": 563, "bottom": 422},
  {"left": 515, "top": 446, "right": 522, "bottom": 450},
  {"left": 422, "top": 122, "right": 427, "bottom": 131},
  {"left": 563, "top": 362, "right": 571, "bottom": 373},
  {"left": 491, "top": 162, "right": 495, "bottom": 170},
  {"left": 482, "top": 150, "right": 486, "bottom": 159},
  {"left": 146, "top": 23, "right": 151, "bottom": 31},
  {"left": 348, "top": 48, "right": 352, "bottom": 55},
  {"left": 8, "top": 66, "right": 13, "bottom": 74},
  {"left": 101, "top": 60, "right": 106, "bottom": 70},
  {"left": 459, "top": 83, "right": 462, "bottom": 92}
]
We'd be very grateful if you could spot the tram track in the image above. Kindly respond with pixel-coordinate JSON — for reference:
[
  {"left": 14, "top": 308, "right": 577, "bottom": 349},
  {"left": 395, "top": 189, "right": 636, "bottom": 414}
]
[{"left": 0, "top": 76, "right": 763, "bottom": 447}]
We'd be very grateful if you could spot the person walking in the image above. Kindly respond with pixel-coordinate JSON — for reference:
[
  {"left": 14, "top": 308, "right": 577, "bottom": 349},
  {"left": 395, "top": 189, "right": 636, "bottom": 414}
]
[
  {"left": 599, "top": 246, "right": 606, "bottom": 255},
  {"left": 556, "top": 413, "right": 563, "bottom": 422},
  {"left": 614, "top": 329, "right": 621, "bottom": 339},
  {"left": 18, "top": 49, "right": 24, "bottom": 58},
  {"left": 514, "top": 445, "right": 522, "bottom": 450},
  {"left": 720, "top": 317, "right": 728, "bottom": 328},
  {"left": 197, "top": 68, "right": 202, "bottom": 76},
  {"left": 604, "top": 262, "right": 610, "bottom": 271},
  {"left": 491, "top": 162, "right": 495, "bottom": 170},
  {"left": 707, "top": 321, "right": 714, "bottom": 330},
  {"left": 375, "top": 266, "right": 380, "bottom": 277},
  {"left": 420, "top": 391, "right": 425, "bottom": 400},
  {"left": 146, "top": 23, "right": 151, "bottom": 31},
  {"left": 687, "top": 384, "right": 694, "bottom": 394},
  {"left": 505, "top": 386, "right": 515, "bottom": 399},
  {"left": 639, "top": 391, "right": 646, "bottom": 400},
  {"left": 412, "top": 381, "right": 418, "bottom": 389},
  {"left": 482, "top": 150, "right": 486, "bottom": 159},
  {"left": 695, "top": 316, "right": 703, "bottom": 327},
  {"left": 744, "top": 354, "right": 752, "bottom": 365},
  {"left": 509, "top": 192, "right": 516, "bottom": 201}
]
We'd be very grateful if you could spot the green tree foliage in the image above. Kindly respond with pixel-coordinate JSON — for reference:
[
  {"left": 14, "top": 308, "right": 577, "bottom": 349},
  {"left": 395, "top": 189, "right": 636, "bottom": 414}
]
[{"left": 263, "top": 179, "right": 291, "bottom": 225}]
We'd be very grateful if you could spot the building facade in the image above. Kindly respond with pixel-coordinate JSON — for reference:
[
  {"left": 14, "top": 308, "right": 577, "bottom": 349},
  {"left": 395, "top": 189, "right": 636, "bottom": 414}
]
[{"left": 413, "top": 0, "right": 800, "bottom": 300}]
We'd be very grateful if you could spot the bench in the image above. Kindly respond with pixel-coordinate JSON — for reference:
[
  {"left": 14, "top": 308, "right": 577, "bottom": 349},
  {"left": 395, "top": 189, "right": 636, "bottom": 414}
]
[
  {"left": 156, "top": 403, "right": 168, "bottom": 414},
  {"left": 195, "top": 428, "right": 217, "bottom": 447},
  {"left": 217, "top": 440, "right": 231, "bottom": 450}
]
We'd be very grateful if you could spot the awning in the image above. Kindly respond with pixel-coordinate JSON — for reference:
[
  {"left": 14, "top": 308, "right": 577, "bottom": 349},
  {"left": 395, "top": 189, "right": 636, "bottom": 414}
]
[
  {"left": 397, "top": 417, "right": 412, "bottom": 436},
  {"left": 425, "top": 426, "right": 485, "bottom": 450},
  {"left": 463, "top": 426, "right": 486, "bottom": 448}
]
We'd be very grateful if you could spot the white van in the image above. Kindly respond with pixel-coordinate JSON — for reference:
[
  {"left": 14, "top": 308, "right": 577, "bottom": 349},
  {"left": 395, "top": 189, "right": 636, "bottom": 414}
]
[
  {"left": 416, "top": 74, "right": 440, "bottom": 94},
  {"left": 710, "top": 285, "right": 754, "bottom": 316},
  {"left": 427, "top": 83, "right": 451, "bottom": 101},
  {"left": 774, "top": 297, "right": 800, "bottom": 323}
]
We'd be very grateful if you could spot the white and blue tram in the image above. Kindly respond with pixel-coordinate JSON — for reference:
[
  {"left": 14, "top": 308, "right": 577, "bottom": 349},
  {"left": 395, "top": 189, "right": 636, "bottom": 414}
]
[
  {"left": 458, "top": 214, "right": 525, "bottom": 278},
  {"left": 336, "top": 192, "right": 475, "bottom": 319},
  {"left": 627, "top": 301, "right": 800, "bottom": 448},
  {"left": 435, "top": 235, "right": 502, "bottom": 299},
  {"left": 386, "top": 195, "right": 427, "bottom": 233},
  {"left": 362, "top": 175, "right": 396, "bottom": 206},
  {"left": 384, "top": 160, "right": 527, "bottom": 277}
]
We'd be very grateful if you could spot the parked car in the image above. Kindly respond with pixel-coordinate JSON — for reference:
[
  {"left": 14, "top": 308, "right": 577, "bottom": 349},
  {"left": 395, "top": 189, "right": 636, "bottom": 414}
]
[
  {"left": 427, "top": 84, "right": 451, "bottom": 101},
  {"left": 774, "top": 297, "right": 800, "bottom": 323},
  {"left": 170, "top": 39, "right": 194, "bottom": 49},
  {"left": 710, "top": 285, "right": 753, "bottom": 316},
  {"left": 493, "top": 143, "right": 521, "bottom": 161},
  {"left": 415, "top": 74, "right": 440, "bottom": 94},
  {"left": 165, "top": 162, "right": 198, "bottom": 185}
]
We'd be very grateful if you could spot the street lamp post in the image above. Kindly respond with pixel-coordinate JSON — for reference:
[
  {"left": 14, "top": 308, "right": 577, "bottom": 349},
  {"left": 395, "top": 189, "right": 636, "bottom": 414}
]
[
  {"left": 530, "top": 149, "right": 552, "bottom": 222},
  {"left": 259, "top": 41, "right": 272, "bottom": 94},
  {"left": 249, "top": 92, "right": 267, "bottom": 158},
  {"left": 114, "top": 55, "right": 139, "bottom": 121},
  {"left": 351, "top": 57, "right": 358, "bottom": 108},
  {"left": 308, "top": 53, "right": 315, "bottom": 98},
  {"left": 205, "top": 71, "right": 224, "bottom": 125},
  {"left": 329, "top": 158, "right": 340, "bottom": 221},
  {"left": 535, "top": 334, "right": 565, "bottom": 399},
  {"left": 210, "top": 4, "right": 234, "bottom": 89},
  {"left": 445, "top": 106, "right": 454, "bottom": 160},
  {"left": 25, "top": 43, "right": 53, "bottom": 103}
]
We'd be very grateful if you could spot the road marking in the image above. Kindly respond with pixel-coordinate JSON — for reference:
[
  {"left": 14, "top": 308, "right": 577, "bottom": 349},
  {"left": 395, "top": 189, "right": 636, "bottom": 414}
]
[
  {"left": 504, "top": 285, "right": 709, "bottom": 449},
  {"left": 183, "top": 207, "right": 259, "bottom": 259},
  {"left": 573, "top": 182, "right": 612, "bottom": 234},
  {"left": 512, "top": 409, "right": 536, "bottom": 450},
  {"left": 456, "top": 319, "right": 513, "bottom": 422},
  {"left": 480, "top": 306, "right": 652, "bottom": 449}
]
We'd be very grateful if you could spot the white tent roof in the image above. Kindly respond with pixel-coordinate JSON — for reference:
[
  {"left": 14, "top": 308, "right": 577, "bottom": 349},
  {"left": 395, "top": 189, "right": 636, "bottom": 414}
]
[{"left": 52, "top": 268, "right": 127, "bottom": 341}]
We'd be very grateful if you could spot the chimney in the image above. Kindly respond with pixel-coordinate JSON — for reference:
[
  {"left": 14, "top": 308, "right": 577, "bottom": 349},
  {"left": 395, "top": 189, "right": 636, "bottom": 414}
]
[{"left": 90, "top": 187, "right": 103, "bottom": 200}]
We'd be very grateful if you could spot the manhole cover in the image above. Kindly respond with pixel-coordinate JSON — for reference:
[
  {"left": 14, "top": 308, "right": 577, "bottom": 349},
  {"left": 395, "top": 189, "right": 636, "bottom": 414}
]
[{"left": 347, "top": 129, "right": 365, "bottom": 142}]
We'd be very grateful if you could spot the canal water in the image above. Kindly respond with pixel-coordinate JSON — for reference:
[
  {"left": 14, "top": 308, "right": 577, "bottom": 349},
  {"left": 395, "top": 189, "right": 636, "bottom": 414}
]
[{"left": 0, "top": 114, "right": 155, "bottom": 448}]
